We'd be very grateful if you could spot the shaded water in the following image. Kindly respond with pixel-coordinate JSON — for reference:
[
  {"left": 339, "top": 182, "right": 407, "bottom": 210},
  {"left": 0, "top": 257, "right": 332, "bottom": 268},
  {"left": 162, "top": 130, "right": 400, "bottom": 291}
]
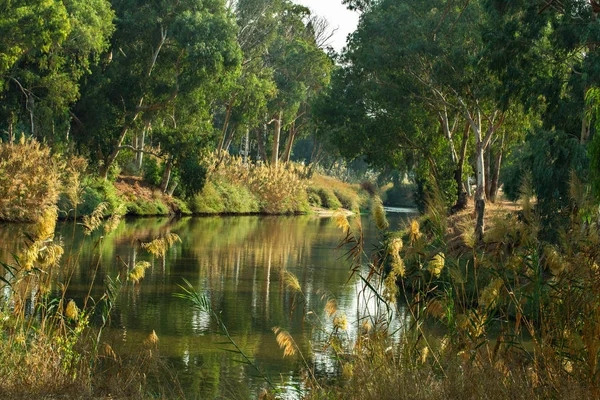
[{"left": 0, "top": 213, "right": 413, "bottom": 398}]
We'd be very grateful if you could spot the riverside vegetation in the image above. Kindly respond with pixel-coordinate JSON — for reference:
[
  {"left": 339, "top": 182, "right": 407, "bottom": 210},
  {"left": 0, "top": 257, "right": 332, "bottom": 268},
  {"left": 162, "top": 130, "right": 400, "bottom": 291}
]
[{"left": 3, "top": 0, "right": 600, "bottom": 398}]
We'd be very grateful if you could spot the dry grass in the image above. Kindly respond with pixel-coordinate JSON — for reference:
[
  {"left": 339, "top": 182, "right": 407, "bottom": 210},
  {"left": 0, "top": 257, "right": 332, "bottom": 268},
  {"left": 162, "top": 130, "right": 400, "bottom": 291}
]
[
  {"left": 201, "top": 152, "right": 310, "bottom": 214},
  {"left": 0, "top": 137, "right": 62, "bottom": 222}
]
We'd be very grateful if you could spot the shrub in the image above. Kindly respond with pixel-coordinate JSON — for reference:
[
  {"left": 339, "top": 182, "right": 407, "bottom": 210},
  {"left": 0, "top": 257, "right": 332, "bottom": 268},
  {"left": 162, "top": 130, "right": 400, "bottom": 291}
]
[
  {"left": 307, "top": 187, "right": 322, "bottom": 207},
  {"left": 74, "top": 179, "right": 124, "bottom": 217},
  {"left": 192, "top": 181, "right": 224, "bottom": 214},
  {"left": 191, "top": 180, "right": 259, "bottom": 214},
  {"left": 0, "top": 138, "right": 62, "bottom": 222},
  {"left": 333, "top": 188, "right": 360, "bottom": 211},
  {"left": 142, "top": 157, "right": 163, "bottom": 187},
  {"left": 316, "top": 187, "right": 342, "bottom": 209},
  {"left": 201, "top": 153, "right": 310, "bottom": 214},
  {"left": 126, "top": 198, "right": 169, "bottom": 216}
]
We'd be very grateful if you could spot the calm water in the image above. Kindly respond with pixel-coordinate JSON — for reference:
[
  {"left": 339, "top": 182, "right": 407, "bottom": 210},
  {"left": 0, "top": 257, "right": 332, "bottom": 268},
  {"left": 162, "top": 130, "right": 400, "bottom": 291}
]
[{"left": 0, "top": 213, "right": 413, "bottom": 399}]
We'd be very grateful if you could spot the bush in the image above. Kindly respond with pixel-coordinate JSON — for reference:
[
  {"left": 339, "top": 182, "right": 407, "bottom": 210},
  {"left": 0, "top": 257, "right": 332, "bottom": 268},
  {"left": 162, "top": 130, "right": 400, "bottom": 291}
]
[
  {"left": 72, "top": 179, "right": 124, "bottom": 217},
  {"left": 201, "top": 153, "right": 310, "bottom": 214},
  {"left": 333, "top": 188, "right": 360, "bottom": 211},
  {"left": 191, "top": 180, "right": 259, "bottom": 214},
  {"left": 307, "top": 187, "right": 322, "bottom": 207},
  {"left": 126, "top": 199, "right": 169, "bottom": 216},
  {"left": 191, "top": 181, "right": 224, "bottom": 214},
  {"left": 316, "top": 187, "right": 342, "bottom": 209},
  {"left": 142, "top": 157, "right": 162, "bottom": 187},
  {"left": 0, "top": 138, "right": 62, "bottom": 222}
]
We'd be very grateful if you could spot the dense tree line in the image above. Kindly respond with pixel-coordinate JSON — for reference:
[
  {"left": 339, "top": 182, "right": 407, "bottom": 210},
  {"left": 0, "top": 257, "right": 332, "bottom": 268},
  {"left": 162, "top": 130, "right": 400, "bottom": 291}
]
[
  {"left": 0, "top": 0, "right": 333, "bottom": 196},
  {"left": 315, "top": 0, "right": 600, "bottom": 239}
]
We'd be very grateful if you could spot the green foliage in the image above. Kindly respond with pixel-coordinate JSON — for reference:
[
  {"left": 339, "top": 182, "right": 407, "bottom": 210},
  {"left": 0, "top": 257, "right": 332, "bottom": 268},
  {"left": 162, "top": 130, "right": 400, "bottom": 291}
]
[
  {"left": 177, "top": 153, "right": 207, "bottom": 199},
  {"left": 315, "top": 188, "right": 342, "bottom": 210},
  {"left": 192, "top": 180, "right": 259, "bottom": 214},
  {"left": 75, "top": 179, "right": 124, "bottom": 217},
  {"left": 501, "top": 129, "right": 588, "bottom": 211},
  {"left": 126, "top": 199, "right": 168, "bottom": 216},
  {"left": 142, "top": 158, "right": 163, "bottom": 187},
  {"left": 306, "top": 187, "right": 322, "bottom": 207}
]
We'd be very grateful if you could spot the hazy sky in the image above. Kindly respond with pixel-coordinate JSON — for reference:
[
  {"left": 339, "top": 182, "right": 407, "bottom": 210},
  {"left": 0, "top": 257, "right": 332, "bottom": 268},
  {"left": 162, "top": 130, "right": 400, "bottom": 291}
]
[{"left": 292, "top": 0, "right": 359, "bottom": 52}]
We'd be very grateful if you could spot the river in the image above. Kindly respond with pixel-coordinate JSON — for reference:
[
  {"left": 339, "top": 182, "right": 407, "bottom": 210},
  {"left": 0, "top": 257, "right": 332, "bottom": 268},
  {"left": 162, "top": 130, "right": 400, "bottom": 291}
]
[{"left": 0, "top": 212, "right": 414, "bottom": 398}]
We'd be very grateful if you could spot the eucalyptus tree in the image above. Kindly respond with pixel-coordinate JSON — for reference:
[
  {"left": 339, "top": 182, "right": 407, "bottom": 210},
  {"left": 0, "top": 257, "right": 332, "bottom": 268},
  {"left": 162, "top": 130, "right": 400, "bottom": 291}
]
[
  {"left": 0, "top": 0, "right": 114, "bottom": 143},
  {"left": 264, "top": 2, "right": 333, "bottom": 169},
  {"left": 73, "top": 0, "right": 242, "bottom": 179},
  {"left": 319, "top": 0, "right": 520, "bottom": 239},
  {"left": 215, "top": 0, "right": 279, "bottom": 155},
  {"left": 482, "top": 0, "right": 600, "bottom": 144}
]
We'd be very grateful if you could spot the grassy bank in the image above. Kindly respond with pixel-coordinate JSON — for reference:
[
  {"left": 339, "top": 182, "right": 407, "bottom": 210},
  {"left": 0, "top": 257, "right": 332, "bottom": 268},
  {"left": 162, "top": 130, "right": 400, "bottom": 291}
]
[{"left": 0, "top": 141, "right": 371, "bottom": 222}]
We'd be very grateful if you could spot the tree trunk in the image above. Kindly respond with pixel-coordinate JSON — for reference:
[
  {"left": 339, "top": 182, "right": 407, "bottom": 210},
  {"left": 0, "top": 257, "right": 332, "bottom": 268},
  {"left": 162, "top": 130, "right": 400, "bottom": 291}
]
[
  {"left": 8, "top": 120, "right": 13, "bottom": 144},
  {"left": 242, "top": 128, "right": 250, "bottom": 165},
  {"left": 224, "top": 125, "right": 236, "bottom": 152},
  {"left": 167, "top": 182, "right": 178, "bottom": 196},
  {"left": 489, "top": 133, "right": 505, "bottom": 203},
  {"left": 160, "top": 159, "right": 172, "bottom": 193},
  {"left": 485, "top": 145, "right": 492, "bottom": 200},
  {"left": 452, "top": 122, "right": 470, "bottom": 212},
  {"left": 218, "top": 102, "right": 234, "bottom": 153},
  {"left": 101, "top": 111, "right": 141, "bottom": 180},
  {"left": 27, "top": 95, "right": 35, "bottom": 137},
  {"left": 257, "top": 125, "right": 267, "bottom": 162},
  {"left": 283, "top": 121, "right": 296, "bottom": 163},
  {"left": 137, "top": 128, "right": 146, "bottom": 169},
  {"left": 271, "top": 111, "right": 282, "bottom": 169},
  {"left": 475, "top": 139, "right": 486, "bottom": 243}
]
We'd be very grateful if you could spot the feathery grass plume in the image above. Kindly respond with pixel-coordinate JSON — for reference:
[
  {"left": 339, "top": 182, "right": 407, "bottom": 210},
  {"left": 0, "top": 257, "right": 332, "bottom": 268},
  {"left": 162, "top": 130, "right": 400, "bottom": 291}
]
[
  {"left": 458, "top": 215, "right": 476, "bottom": 248},
  {"left": 141, "top": 233, "right": 181, "bottom": 258},
  {"left": 324, "top": 298, "right": 338, "bottom": 318},
  {"left": 272, "top": 327, "right": 296, "bottom": 357},
  {"left": 82, "top": 202, "right": 108, "bottom": 235},
  {"left": 479, "top": 278, "right": 504, "bottom": 309},
  {"left": 384, "top": 271, "right": 400, "bottom": 303},
  {"left": 428, "top": 253, "right": 445, "bottom": 278},
  {"left": 63, "top": 156, "right": 88, "bottom": 211},
  {"left": 35, "top": 206, "right": 58, "bottom": 241},
  {"left": 103, "top": 343, "right": 117, "bottom": 361},
  {"left": 543, "top": 245, "right": 567, "bottom": 276},
  {"left": 568, "top": 169, "right": 585, "bottom": 209},
  {"left": 334, "top": 211, "right": 351, "bottom": 235},
  {"left": 426, "top": 298, "right": 445, "bottom": 319},
  {"left": 103, "top": 203, "right": 126, "bottom": 234},
  {"left": 409, "top": 219, "right": 423, "bottom": 244},
  {"left": 391, "top": 257, "right": 406, "bottom": 279},
  {"left": 129, "top": 261, "right": 151, "bottom": 283},
  {"left": 144, "top": 330, "right": 159, "bottom": 347},
  {"left": 388, "top": 238, "right": 406, "bottom": 277},
  {"left": 37, "top": 243, "right": 64, "bottom": 268},
  {"left": 388, "top": 237, "right": 403, "bottom": 255},
  {"left": 420, "top": 346, "right": 429, "bottom": 364},
  {"left": 371, "top": 196, "right": 389, "bottom": 231},
  {"left": 361, "top": 319, "right": 372, "bottom": 334},
  {"left": 448, "top": 262, "right": 467, "bottom": 284},
  {"left": 65, "top": 300, "right": 79, "bottom": 321},
  {"left": 519, "top": 174, "right": 535, "bottom": 221},
  {"left": 284, "top": 271, "right": 302, "bottom": 293},
  {"left": 333, "top": 314, "right": 348, "bottom": 331},
  {"left": 0, "top": 138, "right": 62, "bottom": 222}
]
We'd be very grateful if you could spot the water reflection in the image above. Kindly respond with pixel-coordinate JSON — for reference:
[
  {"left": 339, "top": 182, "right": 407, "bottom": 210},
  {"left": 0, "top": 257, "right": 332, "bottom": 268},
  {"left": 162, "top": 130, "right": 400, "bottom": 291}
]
[{"left": 0, "top": 213, "right": 414, "bottom": 398}]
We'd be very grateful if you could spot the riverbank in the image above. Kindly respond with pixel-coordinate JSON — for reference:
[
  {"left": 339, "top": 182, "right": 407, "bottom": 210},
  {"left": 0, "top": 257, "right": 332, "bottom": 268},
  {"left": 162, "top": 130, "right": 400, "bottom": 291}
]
[{"left": 0, "top": 139, "right": 377, "bottom": 222}]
